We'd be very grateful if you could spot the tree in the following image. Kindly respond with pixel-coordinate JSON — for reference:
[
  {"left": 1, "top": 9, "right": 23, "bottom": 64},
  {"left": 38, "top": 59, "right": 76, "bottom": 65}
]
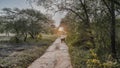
[
  {"left": 34, "top": 0, "right": 120, "bottom": 65},
  {"left": 101, "top": 0, "right": 119, "bottom": 60},
  {"left": 0, "top": 8, "right": 51, "bottom": 42}
]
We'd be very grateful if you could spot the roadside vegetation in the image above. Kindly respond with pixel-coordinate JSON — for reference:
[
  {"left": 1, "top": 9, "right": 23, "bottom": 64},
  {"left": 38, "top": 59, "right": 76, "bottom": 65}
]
[
  {"left": 57, "top": 0, "right": 120, "bottom": 68},
  {"left": 62, "top": 11, "right": 120, "bottom": 68},
  {"left": 0, "top": 7, "right": 57, "bottom": 68},
  {"left": 0, "top": 35, "right": 56, "bottom": 68}
]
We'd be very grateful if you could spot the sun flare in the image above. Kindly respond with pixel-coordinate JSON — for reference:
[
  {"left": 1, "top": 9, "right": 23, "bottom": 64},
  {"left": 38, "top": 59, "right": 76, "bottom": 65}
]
[{"left": 58, "top": 27, "right": 64, "bottom": 31}]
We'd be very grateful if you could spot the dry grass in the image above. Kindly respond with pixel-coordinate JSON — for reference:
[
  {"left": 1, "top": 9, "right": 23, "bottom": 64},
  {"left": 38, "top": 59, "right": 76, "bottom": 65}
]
[{"left": 0, "top": 35, "right": 57, "bottom": 68}]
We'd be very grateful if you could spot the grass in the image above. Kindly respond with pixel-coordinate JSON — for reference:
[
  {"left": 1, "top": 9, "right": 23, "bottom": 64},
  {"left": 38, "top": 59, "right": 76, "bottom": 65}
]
[
  {"left": 0, "top": 46, "right": 48, "bottom": 68},
  {"left": 68, "top": 43, "right": 120, "bottom": 68},
  {"left": 68, "top": 45, "right": 90, "bottom": 68},
  {"left": 0, "top": 34, "right": 57, "bottom": 68}
]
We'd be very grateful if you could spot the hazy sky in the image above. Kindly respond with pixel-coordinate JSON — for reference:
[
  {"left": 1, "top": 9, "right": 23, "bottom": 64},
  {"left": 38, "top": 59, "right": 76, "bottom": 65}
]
[{"left": 0, "top": 0, "right": 66, "bottom": 27}]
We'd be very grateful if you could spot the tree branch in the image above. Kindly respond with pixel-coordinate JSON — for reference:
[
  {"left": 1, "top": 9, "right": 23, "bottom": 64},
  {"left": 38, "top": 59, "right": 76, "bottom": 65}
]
[
  {"left": 102, "top": 0, "right": 112, "bottom": 14},
  {"left": 79, "top": 0, "right": 90, "bottom": 24},
  {"left": 63, "top": 7, "right": 85, "bottom": 22},
  {"left": 109, "top": 0, "right": 120, "bottom": 6}
]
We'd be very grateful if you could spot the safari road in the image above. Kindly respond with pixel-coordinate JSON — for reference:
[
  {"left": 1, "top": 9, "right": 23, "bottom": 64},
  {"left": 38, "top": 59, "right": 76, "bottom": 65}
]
[{"left": 28, "top": 37, "right": 72, "bottom": 68}]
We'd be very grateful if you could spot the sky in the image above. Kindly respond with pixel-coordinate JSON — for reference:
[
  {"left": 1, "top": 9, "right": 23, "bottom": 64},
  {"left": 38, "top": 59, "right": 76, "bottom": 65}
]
[
  {"left": 0, "top": 0, "right": 30, "bottom": 9},
  {"left": 0, "top": 0, "right": 67, "bottom": 27}
]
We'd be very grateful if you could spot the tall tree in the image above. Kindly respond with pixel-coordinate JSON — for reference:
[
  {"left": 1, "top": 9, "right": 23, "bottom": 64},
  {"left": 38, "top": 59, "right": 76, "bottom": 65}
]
[
  {"left": 110, "top": 0, "right": 117, "bottom": 60},
  {"left": 102, "top": 0, "right": 118, "bottom": 60}
]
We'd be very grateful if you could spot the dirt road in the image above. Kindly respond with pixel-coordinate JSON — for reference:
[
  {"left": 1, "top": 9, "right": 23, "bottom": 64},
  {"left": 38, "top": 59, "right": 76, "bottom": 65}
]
[{"left": 28, "top": 38, "right": 72, "bottom": 68}]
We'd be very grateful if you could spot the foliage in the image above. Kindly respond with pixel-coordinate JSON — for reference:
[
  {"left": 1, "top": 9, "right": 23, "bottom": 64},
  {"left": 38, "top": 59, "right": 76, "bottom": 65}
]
[
  {"left": 59, "top": 0, "right": 120, "bottom": 67},
  {"left": 0, "top": 35, "right": 57, "bottom": 68},
  {"left": 0, "top": 8, "right": 54, "bottom": 42}
]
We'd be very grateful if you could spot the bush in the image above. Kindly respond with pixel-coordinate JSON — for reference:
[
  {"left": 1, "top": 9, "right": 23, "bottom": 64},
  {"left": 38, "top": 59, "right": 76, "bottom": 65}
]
[
  {"left": 0, "top": 46, "right": 49, "bottom": 68},
  {"left": 37, "top": 34, "right": 42, "bottom": 40}
]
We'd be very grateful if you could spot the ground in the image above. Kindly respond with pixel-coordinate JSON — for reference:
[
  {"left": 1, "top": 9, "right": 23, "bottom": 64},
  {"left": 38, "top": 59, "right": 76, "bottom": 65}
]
[{"left": 28, "top": 37, "right": 72, "bottom": 68}]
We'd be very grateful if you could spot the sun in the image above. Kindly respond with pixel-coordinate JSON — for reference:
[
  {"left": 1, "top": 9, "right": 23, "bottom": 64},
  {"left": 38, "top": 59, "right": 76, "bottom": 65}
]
[{"left": 58, "top": 27, "right": 64, "bottom": 32}]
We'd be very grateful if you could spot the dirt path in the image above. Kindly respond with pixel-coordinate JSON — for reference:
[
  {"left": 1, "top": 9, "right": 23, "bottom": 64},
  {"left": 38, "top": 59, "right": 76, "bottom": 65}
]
[{"left": 28, "top": 38, "right": 72, "bottom": 68}]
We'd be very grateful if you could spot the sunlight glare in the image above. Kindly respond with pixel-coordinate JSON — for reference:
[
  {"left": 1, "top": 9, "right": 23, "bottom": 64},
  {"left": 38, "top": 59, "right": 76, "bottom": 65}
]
[{"left": 58, "top": 27, "right": 64, "bottom": 31}]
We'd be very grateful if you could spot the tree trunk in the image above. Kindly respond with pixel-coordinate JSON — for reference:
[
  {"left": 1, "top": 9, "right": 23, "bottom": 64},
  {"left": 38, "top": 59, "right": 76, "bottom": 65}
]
[
  {"left": 110, "top": 0, "right": 117, "bottom": 60},
  {"left": 15, "top": 36, "right": 19, "bottom": 43},
  {"left": 79, "top": 0, "right": 95, "bottom": 48},
  {"left": 29, "top": 32, "right": 35, "bottom": 39},
  {"left": 24, "top": 33, "right": 27, "bottom": 42}
]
